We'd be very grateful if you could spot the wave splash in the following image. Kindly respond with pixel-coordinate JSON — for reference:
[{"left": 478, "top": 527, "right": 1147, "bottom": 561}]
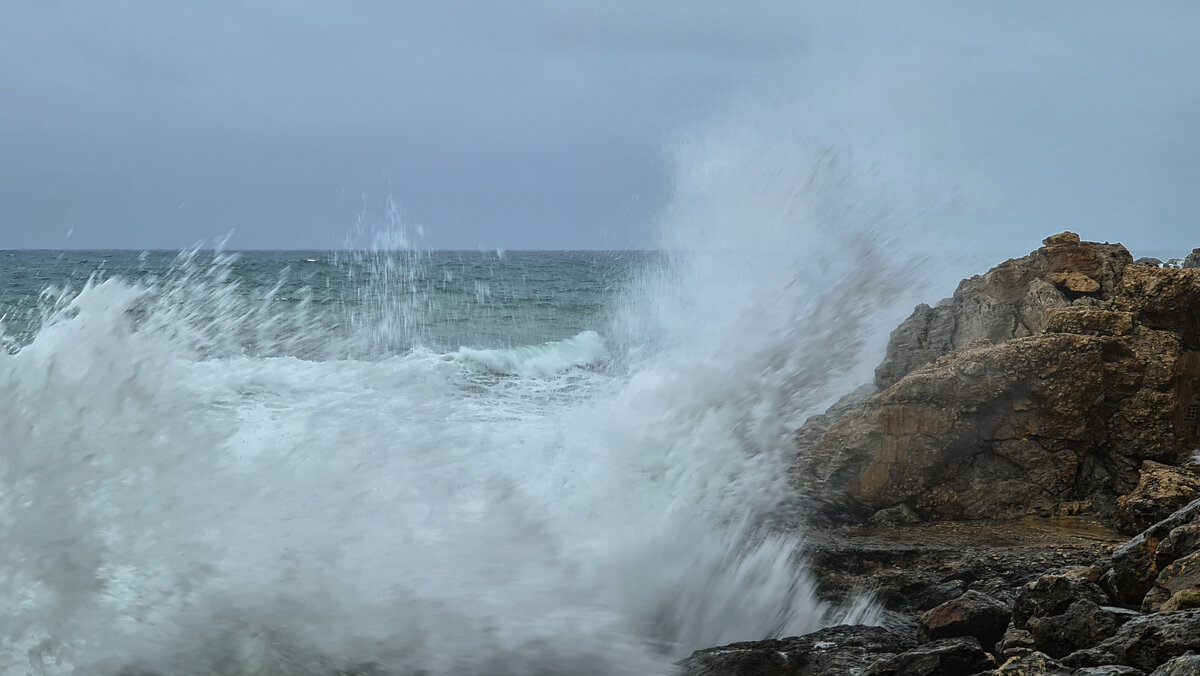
[
  {"left": 450, "top": 331, "right": 608, "bottom": 377},
  {"left": 0, "top": 137, "right": 915, "bottom": 675}
]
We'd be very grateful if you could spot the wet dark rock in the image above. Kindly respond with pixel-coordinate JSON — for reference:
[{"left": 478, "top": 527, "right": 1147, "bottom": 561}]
[
  {"left": 806, "top": 521, "right": 1121, "bottom": 614},
  {"left": 1149, "top": 652, "right": 1200, "bottom": 674},
  {"left": 1133, "top": 257, "right": 1163, "bottom": 268},
  {"left": 1012, "top": 571, "right": 1110, "bottom": 629},
  {"left": 921, "top": 590, "right": 1010, "bottom": 651},
  {"left": 678, "top": 625, "right": 915, "bottom": 676},
  {"left": 1088, "top": 608, "right": 1200, "bottom": 672},
  {"left": 1000, "top": 627, "right": 1037, "bottom": 661},
  {"left": 1142, "top": 551, "right": 1200, "bottom": 612},
  {"left": 862, "top": 636, "right": 995, "bottom": 675},
  {"left": 871, "top": 504, "right": 924, "bottom": 528},
  {"left": 1109, "top": 499, "right": 1200, "bottom": 606},
  {"left": 1154, "top": 523, "right": 1200, "bottom": 570},
  {"left": 1061, "top": 648, "right": 1114, "bottom": 669},
  {"left": 1072, "top": 666, "right": 1145, "bottom": 676},
  {"left": 993, "top": 651, "right": 1073, "bottom": 675},
  {"left": 1025, "top": 600, "right": 1133, "bottom": 658}
]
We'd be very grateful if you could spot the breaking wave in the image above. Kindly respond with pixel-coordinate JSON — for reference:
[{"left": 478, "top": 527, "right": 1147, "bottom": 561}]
[{"left": 0, "top": 129, "right": 917, "bottom": 675}]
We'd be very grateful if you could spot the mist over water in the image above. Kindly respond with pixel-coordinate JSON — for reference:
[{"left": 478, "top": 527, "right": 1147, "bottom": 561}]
[{"left": 0, "top": 134, "right": 919, "bottom": 675}]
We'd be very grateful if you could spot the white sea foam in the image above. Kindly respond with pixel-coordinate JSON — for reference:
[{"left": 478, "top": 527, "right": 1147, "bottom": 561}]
[
  {"left": 451, "top": 330, "right": 608, "bottom": 377},
  {"left": 0, "top": 126, "right": 921, "bottom": 675}
]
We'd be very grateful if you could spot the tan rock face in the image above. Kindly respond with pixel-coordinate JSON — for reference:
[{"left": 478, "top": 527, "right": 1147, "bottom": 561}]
[
  {"left": 873, "top": 238, "right": 1132, "bottom": 390},
  {"left": 1116, "top": 462, "right": 1200, "bottom": 534},
  {"left": 1047, "top": 271, "right": 1101, "bottom": 294},
  {"left": 1043, "top": 308, "right": 1135, "bottom": 336},
  {"left": 794, "top": 236, "right": 1200, "bottom": 531},
  {"left": 1114, "top": 266, "right": 1200, "bottom": 347},
  {"left": 799, "top": 334, "right": 1112, "bottom": 522},
  {"left": 1042, "top": 231, "right": 1081, "bottom": 246}
]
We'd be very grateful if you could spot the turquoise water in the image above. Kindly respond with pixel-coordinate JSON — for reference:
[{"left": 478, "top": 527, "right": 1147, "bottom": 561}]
[{"left": 0, "top": 250, "right": 642, "bottom": 357}]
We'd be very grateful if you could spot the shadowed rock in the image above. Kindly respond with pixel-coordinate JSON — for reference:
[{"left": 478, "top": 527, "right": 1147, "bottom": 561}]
[
  {"left": 921, "top": 590, "right": 1010, "bottom": 652},
  {"left": 1109, "top": 499, "right": 1200, "bottom": 606},
  {"left": 1149, "top": 653, "right": 1200, "bottom": 675},
  {"left": 1086, "top": 609, "right": 1200, "bottom": 672},
  {"left": 862, "top": 636, "right": 995, "bottom": 675},
  {"left": 1073, "top": 666, "right": 1146, "bottom": 676},
  {"left": 677, "top": 625, "right": 916, "bottom": 676}
]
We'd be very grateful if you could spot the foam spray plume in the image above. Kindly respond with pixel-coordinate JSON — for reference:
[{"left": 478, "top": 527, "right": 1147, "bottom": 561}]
[{"left": 0, "top": 139, "right": 915, "bottom": 675}]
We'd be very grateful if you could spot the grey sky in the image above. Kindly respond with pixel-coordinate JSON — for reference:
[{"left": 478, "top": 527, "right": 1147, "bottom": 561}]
[{"left": 1, "top": 2, "right": 1197, "bottom": 252}]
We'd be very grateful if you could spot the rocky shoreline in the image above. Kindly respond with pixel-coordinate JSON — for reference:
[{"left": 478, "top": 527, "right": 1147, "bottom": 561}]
[{"left": 681, "top": 235, "right": 1200, "bottom": 675}]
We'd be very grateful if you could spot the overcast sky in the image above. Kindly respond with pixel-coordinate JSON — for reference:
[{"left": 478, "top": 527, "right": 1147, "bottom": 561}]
[{"left": 1, "top": 2, "right": 1197, "bottom": 252}]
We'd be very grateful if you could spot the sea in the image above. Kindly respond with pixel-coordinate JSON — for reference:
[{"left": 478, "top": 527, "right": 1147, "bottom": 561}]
[{"left": 0, "top": 226, "right": 908, "bottom": 676}]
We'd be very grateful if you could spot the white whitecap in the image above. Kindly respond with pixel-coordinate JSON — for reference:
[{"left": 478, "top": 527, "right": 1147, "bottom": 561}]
[{"left": 451, "top": 330, "right": 608, "bottom": 377}]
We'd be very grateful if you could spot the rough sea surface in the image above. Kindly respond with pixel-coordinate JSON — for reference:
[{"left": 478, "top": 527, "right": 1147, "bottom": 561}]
[{"left": 0, "top": 143, "right": 917, "bottom": 675}]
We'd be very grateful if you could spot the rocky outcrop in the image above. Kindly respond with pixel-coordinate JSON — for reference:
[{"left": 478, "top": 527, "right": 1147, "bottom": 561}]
[
  {"left": 678, "top": 625, "right": 916, "bottom": 676},
  {"left": 791, "top": 235, "right": 1200, "bottom": 530},
  {"left": 683, "top": 491, "right": 1200, "bottom": 675},
  {"left": 805, "top": 520, "right": 1122, "bottom": 615},
  {"left": 873, "top": 232, "right": 1132, "bottom": 391},
  {"left": 1184, "top": 248, "right": 1200, "bottom": 269}
]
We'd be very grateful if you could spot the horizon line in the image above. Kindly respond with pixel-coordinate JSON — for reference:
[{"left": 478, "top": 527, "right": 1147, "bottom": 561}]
[{"left": 1, "top": 247, "right": 664, "bottom": 254}]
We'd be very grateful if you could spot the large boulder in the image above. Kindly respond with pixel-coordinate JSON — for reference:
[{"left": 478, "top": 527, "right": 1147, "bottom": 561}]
[
  {"left": 1109, "top": 499, "right": 1200, "bottom": 606},
  {"left": 1012, "top": 570, "right": 1111, "bottom": 629},
  {"left": 1024, "top": 599, "right": 1135, "bottom": 658},
  {"left": 921, "top": 590, "right": 1010, "bottom": 651},
  {"left": 1142, "top": 550, "right": 1200, "bottom": 612},
  {"left": 1086, "top": 609, "right": 1200, "bottom": 672},
  {"left": 792, "top": 236, "right": 1200, "bottom": 528},
  {"left": 1116, "top": 463, "right": 1200, "bottom": 540}
]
